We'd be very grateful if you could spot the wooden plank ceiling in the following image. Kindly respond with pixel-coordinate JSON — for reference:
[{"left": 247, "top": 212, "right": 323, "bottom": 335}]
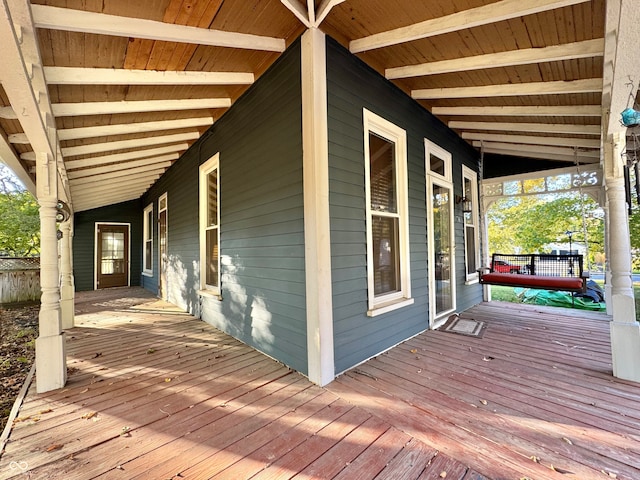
[{"left": 0, "top": 0, "right": 614, "bottom": 211}]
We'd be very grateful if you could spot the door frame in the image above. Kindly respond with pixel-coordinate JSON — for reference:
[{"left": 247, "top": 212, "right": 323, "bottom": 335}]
[
  {"left": 94, "top": 222, "right": 131, "bottom": 290},
  {"left": 425, "top": 140, "right": 456, "bottom": 328},
  {"left": 158, "top": 192, "right": 168, "bottom": 300}
]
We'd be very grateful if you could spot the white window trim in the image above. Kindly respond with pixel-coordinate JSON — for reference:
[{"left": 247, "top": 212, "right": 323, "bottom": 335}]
[
  {"left": 462, "top": 165, "right": 480, "bottom": 284},
  {"left": 199, "top": 153, "right": 221, "bottom": 295},
  {"left": 142, "top": 203, "right": 153, "bottom": 276},
  {"left": 363, "top": 109, "right": 412, "bottom": 316}
]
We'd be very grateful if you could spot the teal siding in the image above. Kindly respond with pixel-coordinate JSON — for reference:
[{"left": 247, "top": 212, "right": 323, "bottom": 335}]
[
  {"left": 326, "top": 38, "right": 482, "bottom": 374},
  {"left": 73, "top": 200, "right": 142, "bottom": 291},
  {"left": 142, "top": 41, "right": 307, "bottom": 374}
]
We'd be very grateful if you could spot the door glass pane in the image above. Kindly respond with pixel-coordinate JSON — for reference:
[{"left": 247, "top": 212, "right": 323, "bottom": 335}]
[
  {"left": 372, "top": 215, "right": 399, "bottom": 296},
  {"left": 101, "top": 232, "right": 125, "bottom": 275},
  {"left": 432, "top": 184, "right": 452, "bottom": 314},
  {"left": 369, "top": 133, "right": 396, "bottom": 213}
]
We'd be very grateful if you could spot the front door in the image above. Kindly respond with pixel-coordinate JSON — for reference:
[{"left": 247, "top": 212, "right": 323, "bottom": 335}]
[
  {"left": 96, "top": 224, "right": 129, "bottom": 289},
  {"left": 158, "top": 193, "right": 168, "bottom": 299}
]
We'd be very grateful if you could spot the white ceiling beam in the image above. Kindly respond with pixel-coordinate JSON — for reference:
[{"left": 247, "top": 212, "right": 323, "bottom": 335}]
[
  {"left": 350, "top": 0, "right": 590, "bottom": 53},
  {"left": 280, "top": 0, "right": 311, "bottom": 28},
  {"left": 432, "top": 105, "right": 601, "bottom": 117},
  {"left": 66, "top": 155, "right": 177, "bottom": 179},
  {"left": 0, "top": 129, "right": 35, "bottom": 194},
  {"left": 71, "top": 164, "right": 170, "bottom": 185},
  {"left": 31, "top": 4, "right": 285, "bottom": 53},
  {"left": 72, "top": 178, "right": 155, "bottom": 197},
  {"left": 601, "top": 0, "right": 640, "bottom": 137},
  {"left": 448, "top": 121, "right": 601, "bottom": 135},
  {"left": 72, "top": 173, "right": 161, "bottom": 194},
  {"left": 0, "top": 106, "right": 17, "bottom": 119},
  {"left": 74, "top": 192, "right": 142, "bottom": 212},
  {"left": 479, "top": 147, "right": 598, "bottom": 163},
  {"left": 58, "top": 116, "right": 213, "bottom": 141},
  {"left": 62, "top": 132, "right": 199, "bottom": 157},
  {"left": 462, "top": 132, "right": 601, "bottom": 148},
  {"left": 63, "top": 144, "right": 187, "bottom": 169},
  {"left": 44, "top": 67, "right": 254, "bottom": 86},
  {"left": 52, "top": 98, "right": 231, "bottom": 117},
  {"left": 472, "top": 141, "right": 600, "bottom": 157},
  {"left": 307, "top": 0, "right": 316, "bottom": 25},
  {"left": 7, "top": 132, "right": 29, "bottom": 144},
  {"left": 412, "top": 78, "right": 602, "bottom": 100},
  {"left": 316, "top": 0, "right": 345, "bottom": 25},
  {"left": 386, "top": 39, "right": 603, "bottom": 79}
]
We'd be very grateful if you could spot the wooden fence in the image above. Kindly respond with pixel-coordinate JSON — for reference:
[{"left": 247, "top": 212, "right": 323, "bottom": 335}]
[{"left": 0, "top": 257, "right": 40, "bottom": 305}]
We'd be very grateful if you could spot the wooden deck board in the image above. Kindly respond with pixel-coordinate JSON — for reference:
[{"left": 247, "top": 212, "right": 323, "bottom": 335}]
[{"left": 2, "top": 290, "right": 639, "bottom": 480}]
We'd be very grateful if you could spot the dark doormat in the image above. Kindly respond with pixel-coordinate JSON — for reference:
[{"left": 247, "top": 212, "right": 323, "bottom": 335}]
[{"left": 440, "top": 315, "right": 486, "bottom": 338}]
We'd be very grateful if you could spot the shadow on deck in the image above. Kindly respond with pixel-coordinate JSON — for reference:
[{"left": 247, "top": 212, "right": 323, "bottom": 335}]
[{"left": 1, "top": 288, "right": 638, "bottom": 479}]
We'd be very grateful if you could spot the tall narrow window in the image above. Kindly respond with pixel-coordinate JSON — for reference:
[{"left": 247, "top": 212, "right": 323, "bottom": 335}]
[
  {"left": 364, "top": 109, "right": 412, "bottom": 315},
  {"left": 199, "top": 154, "right": 220, "bottom": 293},
  {"left": 142, "top": 203, "right": 153, "bottom": 276},
  {"left": 462, "top": 166, "right": 480, "bottom": 282}
]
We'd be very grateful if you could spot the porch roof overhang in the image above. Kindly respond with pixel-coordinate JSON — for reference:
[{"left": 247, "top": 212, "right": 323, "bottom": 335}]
[{"left": 0, "top": 0, "right": 636, "bottom": 212}]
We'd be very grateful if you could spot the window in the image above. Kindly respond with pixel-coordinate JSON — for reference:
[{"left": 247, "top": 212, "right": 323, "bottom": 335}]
[
  {"left": 199, "top": 154, "right": 220, "bottom": 293},
  {"left": 142, "top": 203, "right": 153, "bottom": 275},
  {"left": 364, "top": 109, "right": 412, "bottom": 315},
  {"left": 462, "top": 166, "right": 480, "bottom": 282}
]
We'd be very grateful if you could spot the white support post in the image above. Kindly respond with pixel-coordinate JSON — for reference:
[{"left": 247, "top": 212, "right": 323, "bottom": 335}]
[
  {"left": 59, "top": 218, "right": 75, "bottom": 329},
  {"left": 35, "top": 151, "right": 67, "bottom": 392},
  {"left": 603, "top": 204, "right": 613, "bottom": 315},
  {"left": 605, "top": 132, "right": 640, "bottom": 382},
  {"left": 302, "top": 28, "right": 334, "bottom": 386}
]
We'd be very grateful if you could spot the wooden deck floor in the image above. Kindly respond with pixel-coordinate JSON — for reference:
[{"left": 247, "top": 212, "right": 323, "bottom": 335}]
[{"left": 1, "top": 289, "right": 639, "bottom": 479}]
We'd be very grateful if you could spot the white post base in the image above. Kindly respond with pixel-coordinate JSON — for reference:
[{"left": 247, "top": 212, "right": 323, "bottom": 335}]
[
  {"left": 60, "top": 285, "right": 75, "bottom": 329},
  {"left": 35, "top": 333, "right": 67, "bottom": 393},
  {"left": 610, "top": 321, "right": 640, "bottom": 382}
]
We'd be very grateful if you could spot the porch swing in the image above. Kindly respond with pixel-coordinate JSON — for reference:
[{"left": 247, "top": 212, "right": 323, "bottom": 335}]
[{"left": 478, "top": 148, "right": 591, "bottom": 296}]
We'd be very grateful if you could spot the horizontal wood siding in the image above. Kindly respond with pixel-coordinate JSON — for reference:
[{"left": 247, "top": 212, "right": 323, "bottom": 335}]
[
  {"left": 326, "top": 38, "right": 482, "bottom": 374},
  {"left": 73, "top": 199, "right": 142, "bottom": 291},
  {"left": 142, "top": 41, "right": 307, "bottom": 374}
]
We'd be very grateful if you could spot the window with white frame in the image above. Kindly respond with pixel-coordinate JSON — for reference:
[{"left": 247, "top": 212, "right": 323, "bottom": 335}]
[
  {"left": 142, "top": 203, "right": 153, "bottom": 275},
  {"left": 364, "top": 109, "right": 412, "bottom": 315},
  {"left": 199, "top": 154, "right": 220, "bottom": 293},
  {"left": 462, "top": 166, "right": 480, "bottom": 282}
]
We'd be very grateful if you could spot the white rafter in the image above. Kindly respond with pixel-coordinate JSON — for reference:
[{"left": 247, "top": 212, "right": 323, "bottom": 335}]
[
  {"left": 31, "top": 4, "right": 285, "bottom": 52},
  {"left": 52, "top": 98, "right": 231, "bottom": 117},
  {"left": 350, "top": 0, "right": 590, "bottom": 53},
  {"left": 71, "top": 164, "right": 170, "bottom": 185},
  {"left": 67, "top": 155, "right": 177, "bottom": 179},
  {"left": 62, "top": 132, "right": 199, "bottom": 157},
  {"left": 316, "top": 0, "right": 345, "bottom": 25},
  {"left": 0, "top": 106, "right": 17, "bottom": 119},
  {"left": 432, "top": 105, "right": 601, "bottom": 117},
  {"left": 45, "top": 67, "right": 254, "bottom": 86},
  {"left": 58, "top": 117, "right": 213, "bottom": 141},
  {"left": 472, "top": 141, "right": 600, "bottom": 158},
  {"left": 462, "top": 132, "right": 601, "bottom": 148},
  {"left": 0, "top": 129, "right": 35, "bottom": 193},
  {"left": 280, "top": 0, "right": 312, "bottom": 28},
  {"left": 72, "top": 175, "right": 160, "bottom": 195},
  {"left": 448, "top": 121, "right": 601, "bottom": 135},
  {"left": 412, "top": 78, "right": 602, "bottom": 100},
  {"left": 7, "top": 133, "right": 29, "bottom": 144},
  {"left": 386, "top": 39, "right": 603, "bottom": 79},
  {"left": 74, "top": 192, "right": 142, "bottom": 212},
  {"left": 63, "top": 144, "right": 188, "bottom": 170},
  {"left": 480, "top": 147, "right": 598, "bottom": 163}
]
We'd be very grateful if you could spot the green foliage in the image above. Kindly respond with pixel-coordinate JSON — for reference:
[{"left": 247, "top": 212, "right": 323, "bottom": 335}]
[
  {"left": 487, "top": 192, "right": 604, "bottom": 267},
  {"left": 0, "top": 165, "right": 40, "bottom": 256}
]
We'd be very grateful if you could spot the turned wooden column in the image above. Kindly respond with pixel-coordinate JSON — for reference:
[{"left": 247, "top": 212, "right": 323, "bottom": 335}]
[{"left": 59, "top": 216, "right": 75, "bottom": 329}]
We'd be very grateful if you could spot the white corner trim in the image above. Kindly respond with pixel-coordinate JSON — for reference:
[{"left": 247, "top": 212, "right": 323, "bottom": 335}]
[{"left": 302, "top": 28, "right": 334, "bottom": 387}]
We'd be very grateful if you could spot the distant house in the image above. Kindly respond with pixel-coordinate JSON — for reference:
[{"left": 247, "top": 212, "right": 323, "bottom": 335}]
[{"left": 73, "top": 37, "right": 482, "bottom": 384}]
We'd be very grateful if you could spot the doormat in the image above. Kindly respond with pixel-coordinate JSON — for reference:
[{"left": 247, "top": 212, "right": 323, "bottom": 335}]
[{"left": 441, "top": 315, "right": 486, "bottom": 338}]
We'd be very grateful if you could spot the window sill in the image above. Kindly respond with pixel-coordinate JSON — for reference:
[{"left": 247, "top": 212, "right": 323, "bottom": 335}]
[
  {"left": 465, "top": 278, "right": 479, "bottom": 286},
  {"left": 198, "top": 289, "right": 222, "bottom": 301},
  {"left": 142, "top": 271, "right": 153, "bottom": 277},
  {"left": 367, "top": 297, "right": 414, "bottom": 317}
]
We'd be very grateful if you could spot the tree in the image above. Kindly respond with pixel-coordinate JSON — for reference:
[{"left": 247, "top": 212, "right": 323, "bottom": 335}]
[{"left": 0, "top": 164, "right": 40, "bottom": 256}]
